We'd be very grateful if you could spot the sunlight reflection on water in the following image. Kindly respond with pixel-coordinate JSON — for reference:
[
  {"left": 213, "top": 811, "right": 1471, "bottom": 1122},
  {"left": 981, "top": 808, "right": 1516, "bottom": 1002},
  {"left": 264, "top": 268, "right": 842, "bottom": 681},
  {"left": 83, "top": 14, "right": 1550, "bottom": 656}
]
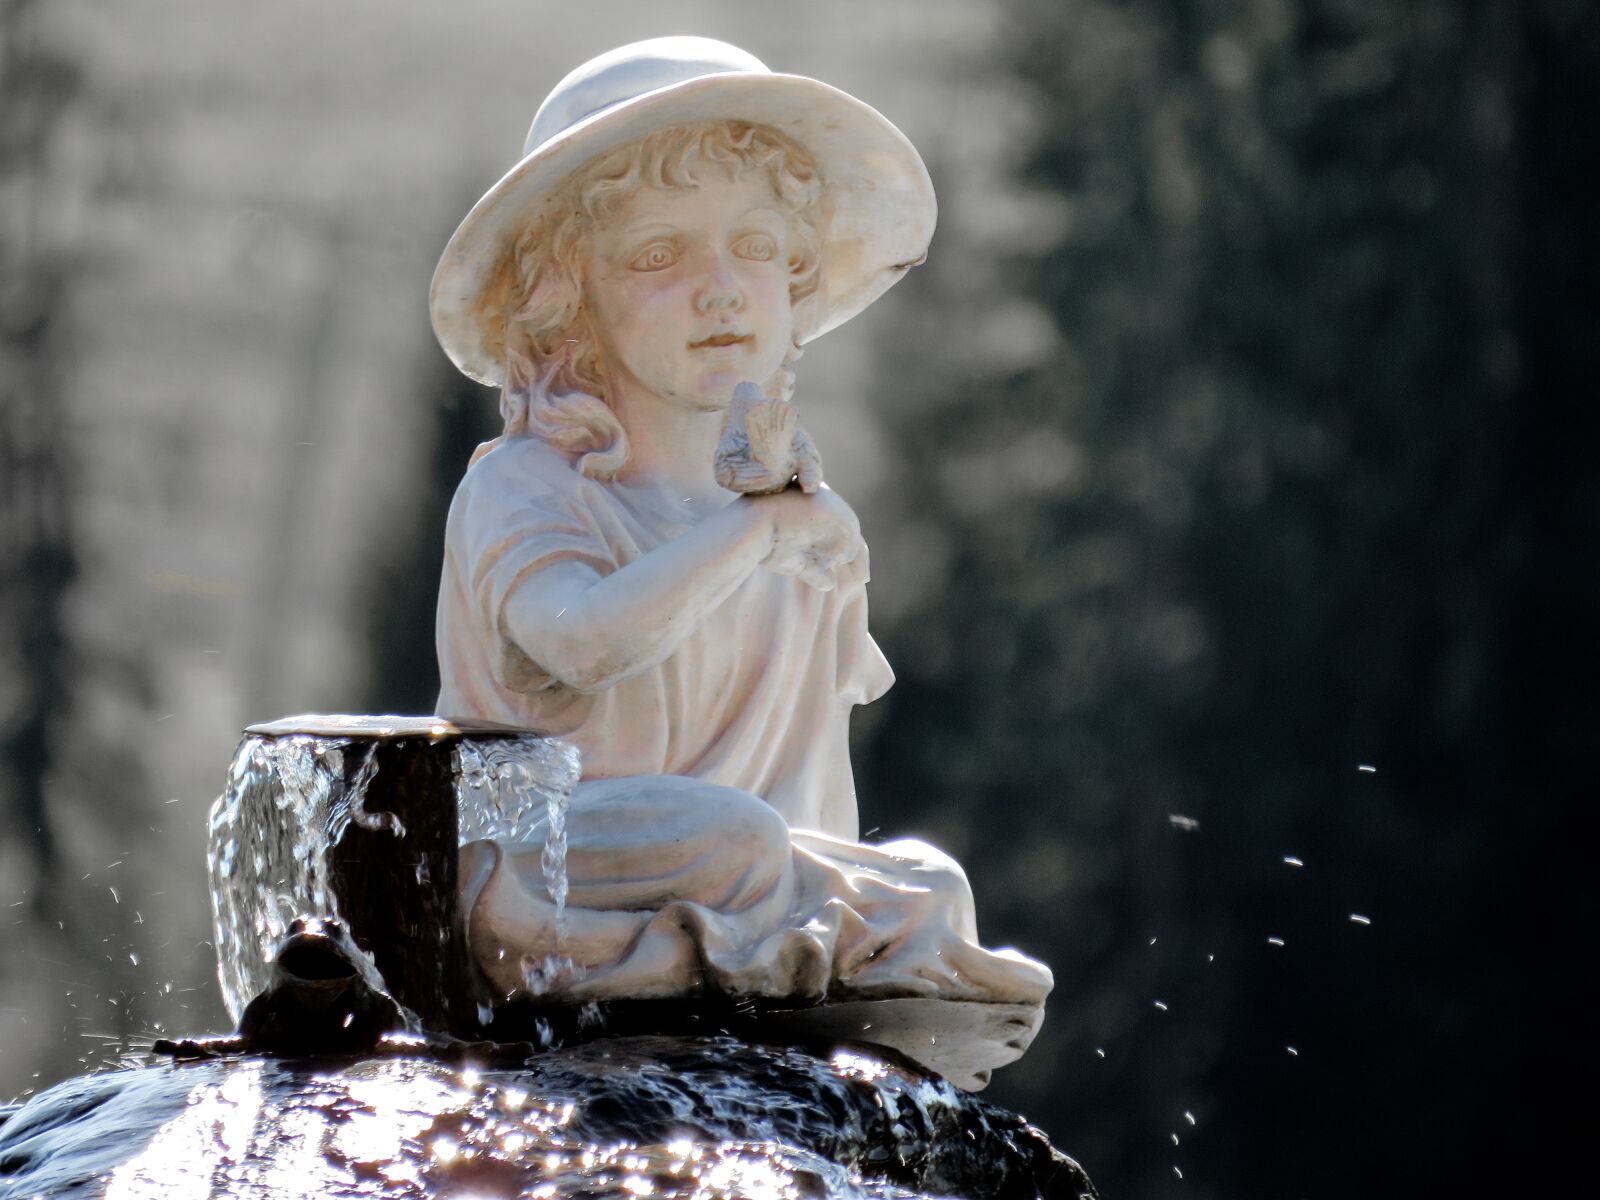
[{"left": 39, "top": 1047, "right": 980, "bottom": 1199}]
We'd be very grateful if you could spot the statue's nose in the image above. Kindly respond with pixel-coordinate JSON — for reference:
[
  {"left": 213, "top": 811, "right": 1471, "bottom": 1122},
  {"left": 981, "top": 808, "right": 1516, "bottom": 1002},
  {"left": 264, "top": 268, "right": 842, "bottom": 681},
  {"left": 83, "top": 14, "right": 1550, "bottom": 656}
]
[{"left": 694, "top": 258, "right": 743, "bottom": 314}]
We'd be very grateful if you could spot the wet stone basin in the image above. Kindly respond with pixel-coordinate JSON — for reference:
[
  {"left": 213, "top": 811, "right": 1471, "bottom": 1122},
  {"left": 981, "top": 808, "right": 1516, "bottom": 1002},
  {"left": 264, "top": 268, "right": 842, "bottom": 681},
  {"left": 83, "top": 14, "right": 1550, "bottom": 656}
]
[{"left": 0, "top": 1035, "right": 1095, "bottom": 1199}]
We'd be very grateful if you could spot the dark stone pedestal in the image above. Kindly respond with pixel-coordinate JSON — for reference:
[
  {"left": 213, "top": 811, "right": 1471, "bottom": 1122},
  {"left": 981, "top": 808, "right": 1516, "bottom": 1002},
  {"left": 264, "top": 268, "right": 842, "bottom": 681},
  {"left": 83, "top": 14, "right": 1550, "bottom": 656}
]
[{"left": 0, "top": 1036, "right": 1097, "bottom": 1199}]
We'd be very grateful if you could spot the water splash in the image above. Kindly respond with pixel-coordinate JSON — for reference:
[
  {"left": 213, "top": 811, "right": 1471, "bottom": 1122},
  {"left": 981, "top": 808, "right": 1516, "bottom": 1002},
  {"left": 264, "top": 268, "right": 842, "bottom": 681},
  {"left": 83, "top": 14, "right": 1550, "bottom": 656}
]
[
  {"left": 330, "top": 743, "right": 404, "bottom": 838},
  {"left": 519, "top": 953, "right": 578, "bottom": 999},
  {"left": 207, "top": 735, "right": 394, "bottom": 1021},
  {"left": 542, "top": 779, "right": 571, "bottom": 935},
  {"left": 2, "top": 1035, "right": 1082, "bottom": 1198},
  {"left": 455, "top": 736, "right": 582, "bottom": 998},
  {"left": 455, "top": 736, "right": 579, "bottom": 853}
]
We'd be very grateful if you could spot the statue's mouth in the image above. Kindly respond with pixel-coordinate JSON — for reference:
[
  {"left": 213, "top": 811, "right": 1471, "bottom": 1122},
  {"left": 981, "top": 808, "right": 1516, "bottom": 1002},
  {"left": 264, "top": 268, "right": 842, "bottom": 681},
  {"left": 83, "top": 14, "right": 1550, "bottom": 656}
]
[{"left": 689, "top": 332, "right": 751, "bottom": 350}]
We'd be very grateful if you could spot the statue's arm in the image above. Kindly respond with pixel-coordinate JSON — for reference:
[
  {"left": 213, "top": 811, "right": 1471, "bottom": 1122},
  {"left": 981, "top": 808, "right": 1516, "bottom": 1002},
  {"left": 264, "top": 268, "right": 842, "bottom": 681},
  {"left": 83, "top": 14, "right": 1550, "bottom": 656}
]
[
  {"left": 500, "top": 498, "right": 774, "bottom": 693},
  {"left": 497, "top": 482, "right": 865, "bottom": 694}
]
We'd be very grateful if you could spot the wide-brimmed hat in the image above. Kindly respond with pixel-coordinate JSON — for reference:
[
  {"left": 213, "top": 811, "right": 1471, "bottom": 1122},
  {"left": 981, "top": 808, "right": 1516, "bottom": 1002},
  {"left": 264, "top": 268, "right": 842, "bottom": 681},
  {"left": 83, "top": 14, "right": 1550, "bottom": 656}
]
[{"left": 429, "top": 36, "right": 937, "bottom": 388}]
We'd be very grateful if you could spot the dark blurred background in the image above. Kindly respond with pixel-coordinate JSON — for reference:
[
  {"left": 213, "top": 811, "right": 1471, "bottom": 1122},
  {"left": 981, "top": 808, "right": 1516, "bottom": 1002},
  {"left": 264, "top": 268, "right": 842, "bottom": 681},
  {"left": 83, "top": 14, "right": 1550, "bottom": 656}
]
[{"left": 3, "top": 1, "right": 1594, "bottom": 1196}]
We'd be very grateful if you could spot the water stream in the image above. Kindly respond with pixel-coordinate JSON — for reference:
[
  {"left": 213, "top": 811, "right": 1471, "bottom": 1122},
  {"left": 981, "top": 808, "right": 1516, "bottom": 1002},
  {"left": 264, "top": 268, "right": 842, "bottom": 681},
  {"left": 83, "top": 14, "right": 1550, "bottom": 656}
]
[
  {"left": 454, "top": 735, "right": 579, "bottom": 932},
  {"left": 209, "top": 730, "right": 582, "bottom": 1021},
  {"left": 454, "top": 735, "right": 581, "bottom": 997},
  {"left": 208, "top": 735, "right": 369, "bottom": 1020}
]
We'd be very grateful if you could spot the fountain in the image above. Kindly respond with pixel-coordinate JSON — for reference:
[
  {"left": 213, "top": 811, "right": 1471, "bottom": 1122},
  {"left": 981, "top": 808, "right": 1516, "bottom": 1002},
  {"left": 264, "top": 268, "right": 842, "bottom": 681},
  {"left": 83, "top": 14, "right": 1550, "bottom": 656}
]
[{"left": 0, "top": 37, "right": 1097, "bottom": 1199}]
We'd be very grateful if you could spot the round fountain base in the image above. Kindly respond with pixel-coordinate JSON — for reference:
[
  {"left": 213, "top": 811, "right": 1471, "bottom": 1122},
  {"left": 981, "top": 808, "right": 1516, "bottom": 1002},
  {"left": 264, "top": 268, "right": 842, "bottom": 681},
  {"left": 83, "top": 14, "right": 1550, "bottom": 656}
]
[{"left": 0, "top": 1035, "right": 1095, "bottom": 1199}]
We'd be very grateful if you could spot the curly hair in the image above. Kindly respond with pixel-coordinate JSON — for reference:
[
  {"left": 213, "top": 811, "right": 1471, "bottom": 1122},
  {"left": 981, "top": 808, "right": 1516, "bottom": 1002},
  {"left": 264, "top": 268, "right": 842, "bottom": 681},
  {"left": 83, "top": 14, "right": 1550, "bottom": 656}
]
[{"left": 474, "top": 120, "right": 825, "bottom": 479}]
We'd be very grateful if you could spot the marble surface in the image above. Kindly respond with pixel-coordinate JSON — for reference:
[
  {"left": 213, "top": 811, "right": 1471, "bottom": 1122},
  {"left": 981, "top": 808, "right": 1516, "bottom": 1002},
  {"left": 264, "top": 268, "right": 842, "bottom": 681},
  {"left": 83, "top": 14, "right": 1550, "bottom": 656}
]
[{"left": 425, "top": 40, "right": 1052, "bottom": 1080}]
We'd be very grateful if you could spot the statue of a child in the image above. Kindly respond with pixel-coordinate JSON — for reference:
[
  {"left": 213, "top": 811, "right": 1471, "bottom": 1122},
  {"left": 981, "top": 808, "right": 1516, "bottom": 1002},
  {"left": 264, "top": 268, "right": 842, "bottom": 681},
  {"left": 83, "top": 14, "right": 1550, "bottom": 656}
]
[{"left": 429, "top": 39, "right": 1050, "bottom": 1036}]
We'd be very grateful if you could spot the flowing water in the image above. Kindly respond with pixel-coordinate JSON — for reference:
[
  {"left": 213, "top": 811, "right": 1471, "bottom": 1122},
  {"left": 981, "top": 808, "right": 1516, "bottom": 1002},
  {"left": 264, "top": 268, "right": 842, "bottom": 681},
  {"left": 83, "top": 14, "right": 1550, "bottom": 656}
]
[
  {"left": 207, "top": 735, "right": 391, "bottom": 1021},
  {"left": 455, "top": 735, "right": 582, "bottom": 996},
  {"left": 208, "top": 730, "right": 582, "bottom": 1022},
  {"left": 454, "top": 734, "right": 579, "bottom": 931},
  {"left": 0, "top": 1035, "right": 1086, "bottom": 1199}
]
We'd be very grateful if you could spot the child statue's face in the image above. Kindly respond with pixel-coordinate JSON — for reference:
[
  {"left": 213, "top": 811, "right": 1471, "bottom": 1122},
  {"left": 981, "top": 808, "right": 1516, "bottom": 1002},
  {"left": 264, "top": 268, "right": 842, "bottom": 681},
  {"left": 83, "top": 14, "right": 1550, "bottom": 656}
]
[{"left": 583, "top": 170, "right": 795, "bottom": 412}]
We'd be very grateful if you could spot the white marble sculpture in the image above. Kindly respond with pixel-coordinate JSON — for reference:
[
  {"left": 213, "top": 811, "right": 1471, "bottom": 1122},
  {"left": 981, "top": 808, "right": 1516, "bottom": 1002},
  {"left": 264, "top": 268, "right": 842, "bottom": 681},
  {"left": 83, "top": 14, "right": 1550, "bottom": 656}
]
[{"left": 429, "top": 39, "right": 1051, "bottom": 1048}]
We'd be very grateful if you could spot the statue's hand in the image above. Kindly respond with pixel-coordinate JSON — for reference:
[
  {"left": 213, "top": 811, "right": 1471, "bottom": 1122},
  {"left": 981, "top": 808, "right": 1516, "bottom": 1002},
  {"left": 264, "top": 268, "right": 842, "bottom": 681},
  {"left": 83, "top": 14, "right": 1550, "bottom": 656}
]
[{"left": 757, "top": 486, "right": 865, "bottom": 592}]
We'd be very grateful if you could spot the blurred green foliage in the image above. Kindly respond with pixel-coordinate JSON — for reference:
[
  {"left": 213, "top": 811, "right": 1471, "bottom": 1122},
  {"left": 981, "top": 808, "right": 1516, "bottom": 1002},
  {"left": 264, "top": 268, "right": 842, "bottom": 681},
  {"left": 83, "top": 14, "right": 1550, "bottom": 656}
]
[{"left": 858, "top": 0, "right": 1596, "bottom": 1195}]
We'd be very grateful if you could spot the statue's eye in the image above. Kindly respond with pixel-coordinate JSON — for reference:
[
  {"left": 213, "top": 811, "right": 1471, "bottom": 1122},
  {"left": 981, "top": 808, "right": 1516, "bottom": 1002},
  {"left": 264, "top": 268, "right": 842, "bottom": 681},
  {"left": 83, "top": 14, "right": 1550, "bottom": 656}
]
[
  {"left": 733, "top": 233, "right": 777, "bottom": 262},
  {"left": 630, "top": 243, "right": 677, "bottom": 272}
]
